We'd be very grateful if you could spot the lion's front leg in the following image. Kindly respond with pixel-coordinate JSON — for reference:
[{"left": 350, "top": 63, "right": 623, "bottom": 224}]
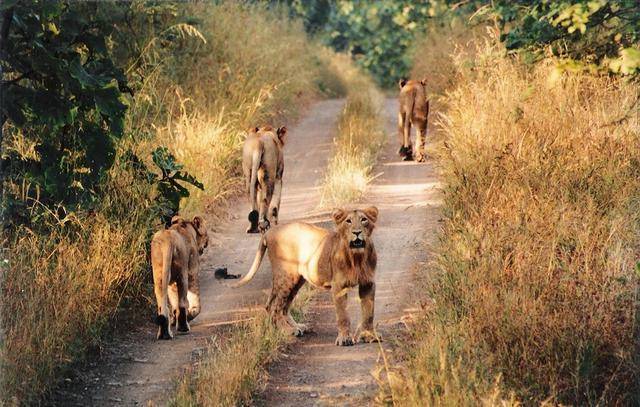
[
  {"left": 332, "top": 287, "right": 353, "bottom": 346},
  {"left": 356, "top": 282, "right": 379, "bottom": 343}
]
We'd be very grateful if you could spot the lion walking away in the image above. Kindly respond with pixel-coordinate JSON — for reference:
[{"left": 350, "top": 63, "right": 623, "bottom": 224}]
[
  {"left": 150, "top": 215, "right": 209, "bottom": 340},
  {"left": 398, "top": 78, "right": 430, "bottom": 162},
  {"left": 242, "top": 126, "right": 287, "bottom": 233}
]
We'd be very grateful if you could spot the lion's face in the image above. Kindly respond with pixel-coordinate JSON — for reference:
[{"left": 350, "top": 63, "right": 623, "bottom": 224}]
[{"left": 332, "top": 206, "right": 379, "bottom": 253}]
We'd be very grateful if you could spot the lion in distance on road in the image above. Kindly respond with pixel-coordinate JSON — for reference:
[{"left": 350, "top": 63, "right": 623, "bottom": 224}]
[
  {"left": 242, "top": 125, "right": 287, "bottom": 233},
  {"left": 398, "top": 78, "right": 430, "bottom": 162}
]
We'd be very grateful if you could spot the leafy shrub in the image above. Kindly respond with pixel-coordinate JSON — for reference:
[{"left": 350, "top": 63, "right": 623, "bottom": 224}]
[{"left": 493, "top": 0, "right": 640, "bottom": 75}]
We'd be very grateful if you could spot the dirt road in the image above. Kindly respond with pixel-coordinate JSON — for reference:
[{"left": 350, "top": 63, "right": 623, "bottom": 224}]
[
  {"left": 50, "top": 98, "right": 440, "bottom": 406},
  {"left": 257, "top": 99, "right": 441, "bottom": 406}
]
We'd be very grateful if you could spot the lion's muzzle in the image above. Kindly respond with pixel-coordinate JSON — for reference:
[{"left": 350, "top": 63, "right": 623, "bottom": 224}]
[{"left": 349, "top": 231, "right": 366, "bottom": 249}]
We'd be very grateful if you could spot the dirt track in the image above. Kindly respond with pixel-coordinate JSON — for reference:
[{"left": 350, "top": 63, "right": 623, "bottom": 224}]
[
  {"left": 257, "top": 98, "right": 441, "bottom": 406},
  {"left": 50, "top": 98, "right": 440, "bottom": 406}
]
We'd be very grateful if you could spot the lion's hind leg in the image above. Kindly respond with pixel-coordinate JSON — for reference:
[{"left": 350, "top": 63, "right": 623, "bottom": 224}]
[
  {"left": 283, "top": 276, "right": 308, "bottom": 337},
  {"left": 266, "top": 272, "right": 306, "bottom": 337},
  {"left": 152, "top": 242, "right": 172, "bottom": 340},
  {"left": 175, "top": 272, "right": 190, "bottom": 334}
]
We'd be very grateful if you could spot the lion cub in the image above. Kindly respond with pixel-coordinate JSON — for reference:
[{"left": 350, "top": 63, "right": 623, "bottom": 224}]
[
  {"left": 231, "top": 207, "right": 379, "bottom": 346},
  {"left": 150, "top": 215, "right": 209, "bottom": 340},
  {"left": 398, "top": 78, "right": 430, "bottom": 162},
  {"left": 242, "top": 126, "right": 287, "bottom": 233}
]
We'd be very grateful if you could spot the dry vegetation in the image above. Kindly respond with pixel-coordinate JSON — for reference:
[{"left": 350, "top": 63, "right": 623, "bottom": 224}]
[
  {"left": 169, "top": 286, "right": 313, "bottom": 407},
  {"left": 0, "top": 2, "right": 345, "bottom": 404},
  {"left": 170, "top": 315, "right": 285, "bottom": 407},
  {"left": 384, "top": 29, "right": 640, "bottom": 405},
  {"left": 320, "top": 54, "right": 385, "bottom": 206}
]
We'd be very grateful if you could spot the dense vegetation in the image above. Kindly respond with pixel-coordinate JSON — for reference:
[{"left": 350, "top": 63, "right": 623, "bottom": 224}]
[
  {"left": 287, "top": 0, "right": 435, "bottom": 87},
  {"left": 382, "top": 2, "right": 640, "bottom": 405},
  {"left": 286, "top": 0, "right": 639, "bottom": 86},
  {"left": 495, "top": 0, "right": 640, "bottom": 74},
  {"left": 0, "top": 1, "right": 345, "bottom": 403}
]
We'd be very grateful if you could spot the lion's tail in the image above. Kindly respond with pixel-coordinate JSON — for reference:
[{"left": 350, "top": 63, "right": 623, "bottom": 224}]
[
  {"left": 248, "top": 147, "right": 262, "bottom": 211},
  {"left": 229, "top": 235, "right": 267, "bottom": 288}
]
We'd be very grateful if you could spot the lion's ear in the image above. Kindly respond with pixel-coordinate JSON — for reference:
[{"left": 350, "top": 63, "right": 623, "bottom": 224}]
[
  {"left": 332, "top": 208, "right": 347, "bottom": 225},
  {"left": 277, "top": 126, "right": 287, "bottom": 144},
  {"left": 171, "top": 215, "right": 185, "bottom": 225},
  {"left": 192, "top": 216, "right": 206, "bottom": 235},
  {"left": 420, "top": 78, "right": 427, "bottom": 86},
  {"left": 247, "top": 127, "right": 259, "bottom": 134},
  {"left": 399, "top": 79, "right": 407, "bottom": 89},
  {"left": 363, "top": 206, "right": 378, "bottom": 223}
]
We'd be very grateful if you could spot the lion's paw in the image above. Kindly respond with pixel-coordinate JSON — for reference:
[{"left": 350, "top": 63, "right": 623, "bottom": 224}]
[
  {"left": 156, "top": 315, "right": 173, "bottom": 340},
  {"left": 177, "top": 308, "right": 190, "bottom": 334},
  {"left": 356, "top": 330, "right": 381, "bottom": 343},
  {"left": 292, "top": 323, "right": 308, "bottom": 337},
  {"left": 258, "top": 219, "right": 270, "bottom": 233},
  {"left": 335, "top": 333, "right": 354, "bottom": 346}
]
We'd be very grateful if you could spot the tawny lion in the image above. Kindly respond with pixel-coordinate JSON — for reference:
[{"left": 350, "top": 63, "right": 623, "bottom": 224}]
[
  {"left": 242, "top": 126, "right": 287, "bottom": 233},
  {"left": 231, "top": 207, "right": 379, "bottom": 346},
  {"left": 398, "top": 78, "right": 430, "bottom": 162},
  {"left": 150, "top": 215, "right": 208, "bottom": 340}
]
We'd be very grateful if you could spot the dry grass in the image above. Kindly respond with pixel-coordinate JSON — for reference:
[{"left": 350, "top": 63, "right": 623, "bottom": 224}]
[
  {"left": 170, "top": 315, "right": 285, "bottom": 407},
  {"left": 169, "top": 287, "right": 313, "bottom": 407},
  {"left": 320, "top": 54, "right": 385, "bottom": 206},
  {"left": 385, "top": 32, "right": 640, "bottom": 405},
  {"left": 0, "top": 173, "right": 157, "bottom": 404},
  {"left": 0, "top": 2, "right": 343, "bottom": 404}
]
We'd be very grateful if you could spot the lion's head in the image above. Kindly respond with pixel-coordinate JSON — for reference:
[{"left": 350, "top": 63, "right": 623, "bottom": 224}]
[
  {"left": 172, "top": 215, "right": 209, "bottom": 255},
  {"left": 332, "top": 206, "right": 378, "bottom": 253}
]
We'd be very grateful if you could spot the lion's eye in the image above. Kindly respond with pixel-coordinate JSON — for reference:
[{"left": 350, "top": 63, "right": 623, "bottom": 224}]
[
  {"left": 361, "top": 218, "right": 368, "bottom": 223},
  {"left": 346, "top": 219, "right": 352, "bottom": 224}
]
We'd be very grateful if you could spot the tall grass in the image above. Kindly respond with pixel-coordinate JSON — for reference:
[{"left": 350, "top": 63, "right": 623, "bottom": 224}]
[
  {"left": 388, "top": 32, "right": 640, "bottom": 405},
  {"left": 0, "top": 2, "right": 342, "bottom": 404},
  {"left": 169, "top": 285, "right": 314, "bottom": 407},
  {"left": 170, "top": 316, "right": 286, "bottom": 407},
  {"left": 320, "top": 54, "right": 385, "bottom": 206}
]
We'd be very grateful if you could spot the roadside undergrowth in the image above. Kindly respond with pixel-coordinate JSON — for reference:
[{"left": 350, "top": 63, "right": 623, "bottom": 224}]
[
  {"left": 380, "top": 28, "right": 640, "bottom": 405},
  {"left": 0, "top": 2, "right": 344, "bottom": 404},
  {"left": 321, "top": 54, "right": 386, "bottom": 207},
  {"left": 169, "top": 287, "right": 313, "bottom": 407}
]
